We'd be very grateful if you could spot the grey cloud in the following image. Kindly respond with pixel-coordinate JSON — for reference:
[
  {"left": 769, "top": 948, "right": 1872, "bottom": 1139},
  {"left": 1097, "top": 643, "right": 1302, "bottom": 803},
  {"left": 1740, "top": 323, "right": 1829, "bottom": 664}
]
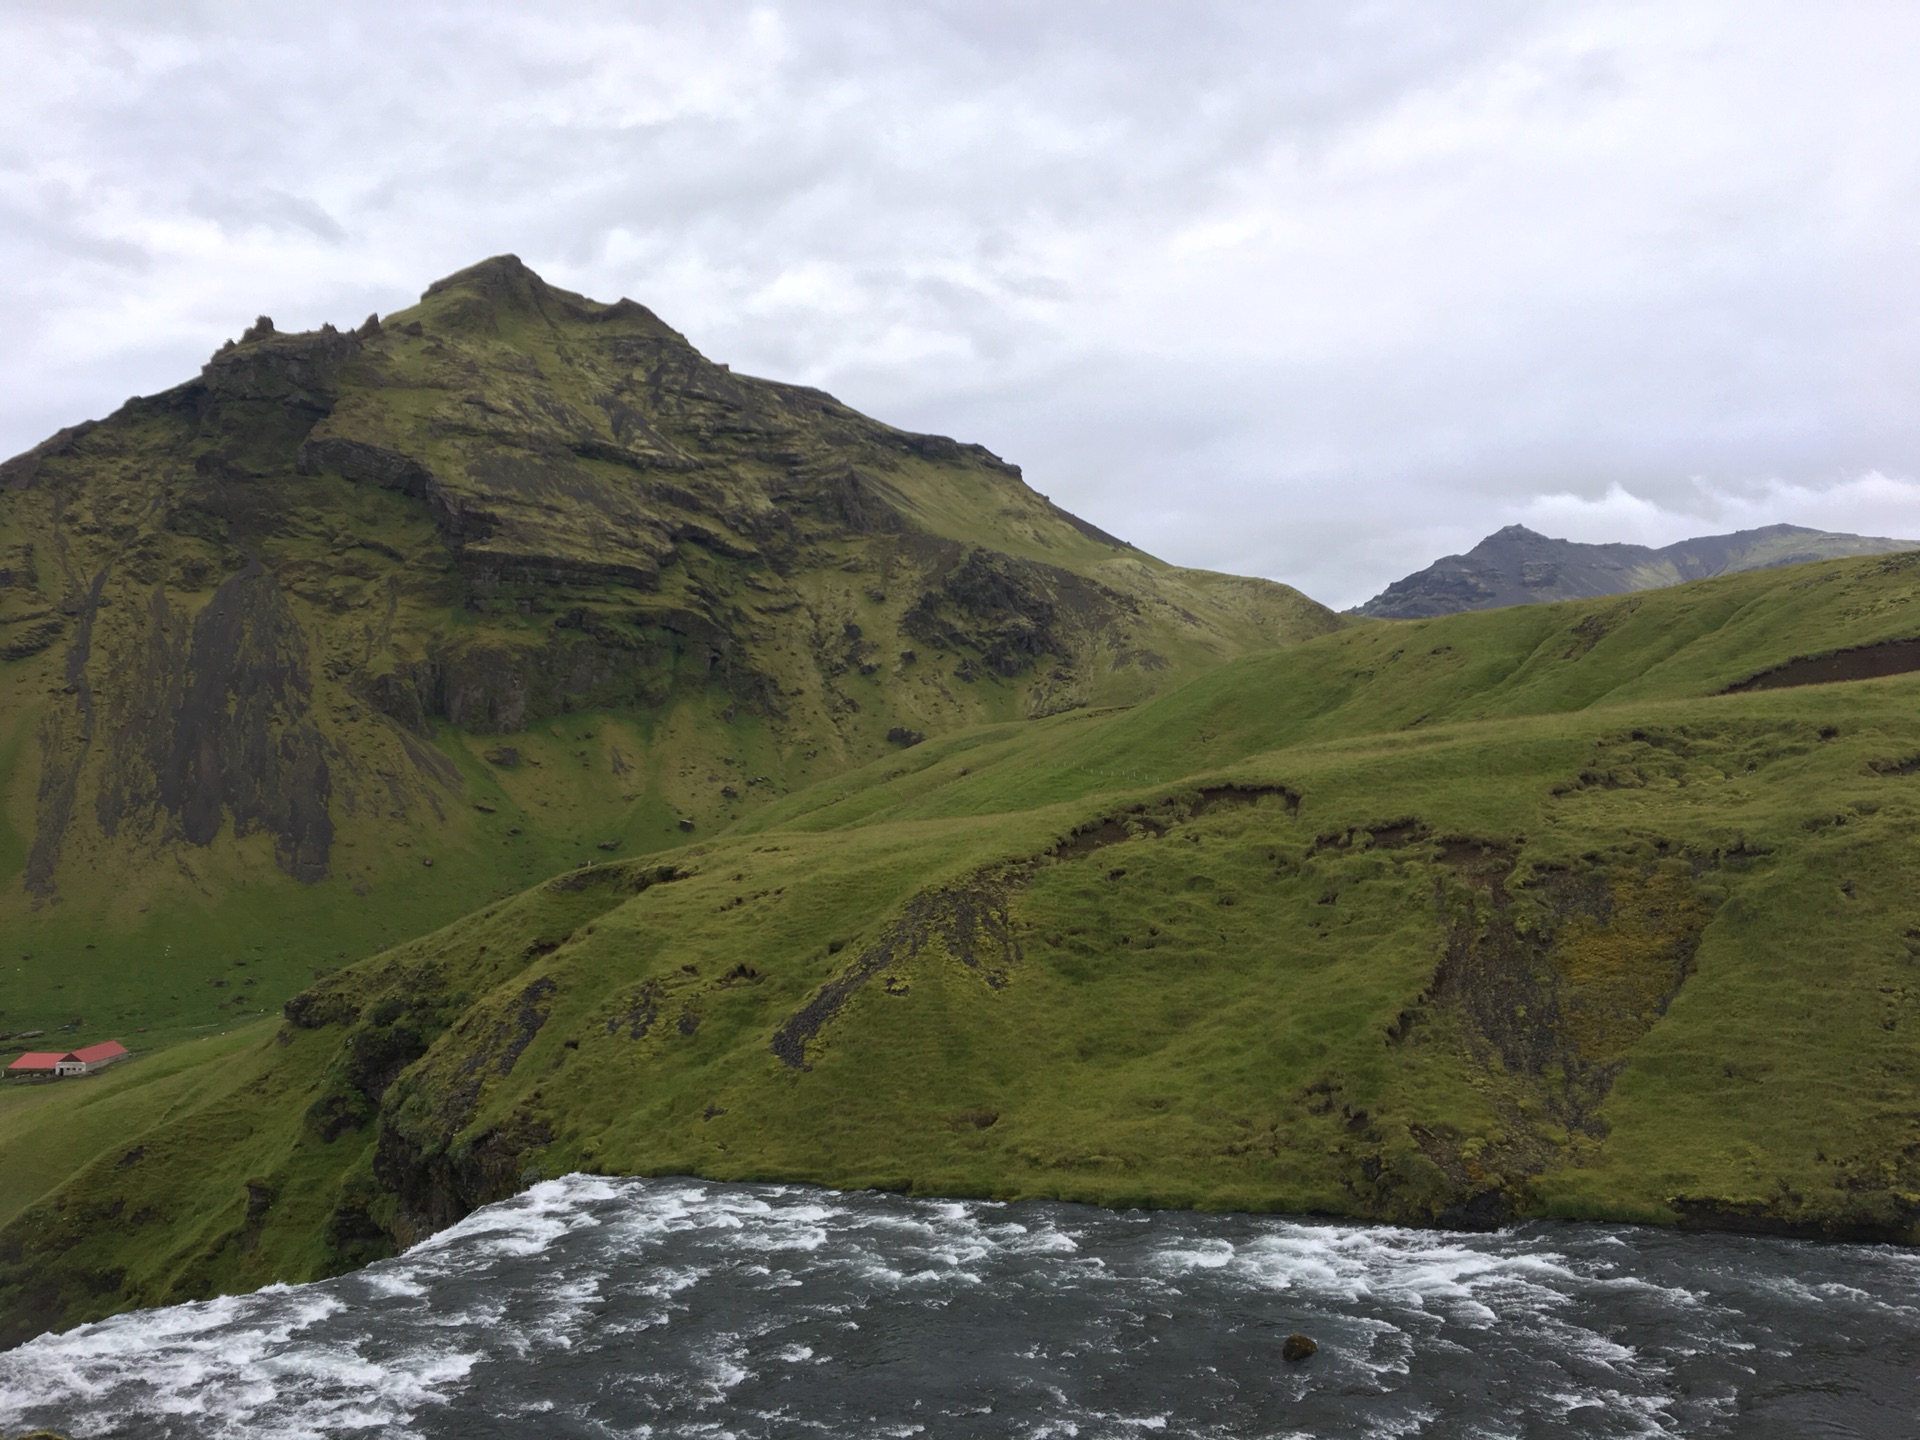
[{"left": 190, "top": 188, "right": 349, "bottom": 243}]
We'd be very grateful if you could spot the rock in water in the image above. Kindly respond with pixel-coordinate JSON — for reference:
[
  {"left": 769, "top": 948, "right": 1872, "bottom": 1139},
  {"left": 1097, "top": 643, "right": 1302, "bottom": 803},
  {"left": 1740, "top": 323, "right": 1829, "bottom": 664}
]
[{"left": 1282, "top": 1332, "right": 1318, "bottom": 1362}]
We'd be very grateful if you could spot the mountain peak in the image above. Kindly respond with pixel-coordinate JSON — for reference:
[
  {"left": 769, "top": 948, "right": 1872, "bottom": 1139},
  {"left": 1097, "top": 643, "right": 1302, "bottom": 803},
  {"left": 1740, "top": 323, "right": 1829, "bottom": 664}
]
[
  {"left": 421, "top": 252, "right": 546, "bottom": 299},
  {"left": 1484, "top": 524, "right": 1548, "bottom": 543},
  {"left": 1355, "top": 522, "right": 1918, "bottom": 618},
  {"left": 410, "top": 254, "right": 678, "bottom": 344},
  {"left": 413, "top": 253, "right": 585, "bottom": 329}
]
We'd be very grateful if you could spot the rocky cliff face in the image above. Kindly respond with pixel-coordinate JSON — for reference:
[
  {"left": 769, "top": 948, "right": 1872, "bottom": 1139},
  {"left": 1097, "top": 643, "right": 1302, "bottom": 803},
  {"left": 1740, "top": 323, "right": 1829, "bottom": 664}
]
[
  {"left": 0, "top": 257, "right": 1336, "bottom": 1002},
  {"left": 1355, "top": 523, "right": 1917, "bottom": 619}
]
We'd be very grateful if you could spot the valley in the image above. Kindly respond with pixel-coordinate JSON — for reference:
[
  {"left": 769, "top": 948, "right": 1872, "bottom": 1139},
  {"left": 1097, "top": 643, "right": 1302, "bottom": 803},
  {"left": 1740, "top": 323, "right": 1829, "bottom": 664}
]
[
  {"left": 7, "top": 259, "right": 1920, "bottom": 1348},
  {"left": 9, "top": 538, "right": 1920, "bottom": 1341}
]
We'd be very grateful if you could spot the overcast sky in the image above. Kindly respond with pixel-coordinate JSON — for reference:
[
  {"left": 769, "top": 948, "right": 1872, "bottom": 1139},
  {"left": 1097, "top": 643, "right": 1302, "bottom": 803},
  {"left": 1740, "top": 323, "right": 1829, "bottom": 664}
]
[{"left": 4, "top": 1, "right": 1918, "bottom": 607}]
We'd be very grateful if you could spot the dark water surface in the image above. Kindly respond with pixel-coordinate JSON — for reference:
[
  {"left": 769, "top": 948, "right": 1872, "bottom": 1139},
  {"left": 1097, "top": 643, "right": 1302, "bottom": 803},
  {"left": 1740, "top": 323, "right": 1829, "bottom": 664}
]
[{"left": 2, "top": 1175, "right": 1917, "bottom": 1438}]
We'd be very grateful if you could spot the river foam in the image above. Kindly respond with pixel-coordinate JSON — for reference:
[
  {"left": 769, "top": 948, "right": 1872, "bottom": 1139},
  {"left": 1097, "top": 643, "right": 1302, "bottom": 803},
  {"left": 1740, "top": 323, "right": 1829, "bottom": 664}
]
[{"left": 3, "top": 1174, "right": 1917, "bottom": 1438}]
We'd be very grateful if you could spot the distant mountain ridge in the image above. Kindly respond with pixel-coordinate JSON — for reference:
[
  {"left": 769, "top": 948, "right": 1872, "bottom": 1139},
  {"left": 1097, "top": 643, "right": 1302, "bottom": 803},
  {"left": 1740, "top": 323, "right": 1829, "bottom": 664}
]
[{"left": 1354, "top": 522, "right": 1919, "bottom": 618}]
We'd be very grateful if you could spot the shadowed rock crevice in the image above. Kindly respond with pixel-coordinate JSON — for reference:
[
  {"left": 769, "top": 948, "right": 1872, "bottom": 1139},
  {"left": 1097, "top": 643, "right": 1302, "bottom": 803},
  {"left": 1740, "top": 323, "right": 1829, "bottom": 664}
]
[
  {"left": 25, "top": 569, "right": 108, "bottom": 899},
  {"left": 298, "top": 859, "right": 688, "bottom": 1248},
  {"left": 1667, "top": 1193, "right": 1920, "bottom": 1243},
  {"left": 356, "top": 603, "right": 784, "bottom": 736},
  {"left": 371, "top": 972, "right": 561, "bottom": 1245},
  {"left": 91, "top": 564, "right": 336, "bottom": 881},
  {"left": 902, "top": 547, "right": 1130, "bottom": 682},
  {"left": 373, "top": 1103, "right": 557, "bottom": 1250}
]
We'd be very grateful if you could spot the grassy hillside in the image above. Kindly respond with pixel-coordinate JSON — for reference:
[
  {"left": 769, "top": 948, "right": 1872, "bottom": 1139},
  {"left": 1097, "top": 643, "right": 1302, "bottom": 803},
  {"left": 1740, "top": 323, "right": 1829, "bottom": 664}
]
[
  {"left": 0, "top": 256, "right": 1335, "bottom": 1055},
  {"left": 8, "top": 548, "right": 1920, "bottom": 1343}
]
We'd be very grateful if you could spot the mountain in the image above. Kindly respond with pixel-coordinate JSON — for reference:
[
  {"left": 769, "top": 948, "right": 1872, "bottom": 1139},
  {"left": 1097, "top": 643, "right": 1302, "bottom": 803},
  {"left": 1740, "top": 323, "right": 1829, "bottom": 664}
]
[
  {"left": 10, "top": 544, "right": 1920, "bottom": 1342},
  {"left": 1354, "top": 522, "right": 1918, "bottom": 618},
  {"left": 17, "top": 256, "right": 1920, "bottom": 1348},
  {"left": 0, "top": 256, "right": 1337, "bottom": 1052}
]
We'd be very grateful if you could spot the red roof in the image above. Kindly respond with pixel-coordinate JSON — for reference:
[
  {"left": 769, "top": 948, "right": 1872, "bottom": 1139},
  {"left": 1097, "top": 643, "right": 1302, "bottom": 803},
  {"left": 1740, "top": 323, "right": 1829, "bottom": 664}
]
[
  {"left": 8, "top": 1052, "right": 63, "bottom": 1072},
  {"left": 69, "top": 1041, "right": 127, "bottom": 1064}
]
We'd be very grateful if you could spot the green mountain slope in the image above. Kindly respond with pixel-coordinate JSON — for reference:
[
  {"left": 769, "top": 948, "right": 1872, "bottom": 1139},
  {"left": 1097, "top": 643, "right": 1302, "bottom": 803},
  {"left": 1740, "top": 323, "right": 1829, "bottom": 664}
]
[
  {"left": 8, "top": 548, "right": 1920, "bottom": 1343},
  {"left": 0, "top": 256, "right": 1335, "bottom": 1054},
  {"left": 1355, "top": 522, "right": 1917, "bottom": 618}
]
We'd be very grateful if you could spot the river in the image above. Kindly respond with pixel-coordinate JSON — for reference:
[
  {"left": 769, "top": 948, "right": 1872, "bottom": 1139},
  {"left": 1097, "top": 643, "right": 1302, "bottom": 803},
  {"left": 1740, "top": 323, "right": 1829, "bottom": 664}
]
[{"left": 1, "top": 1174, "right": 1915, "bottom": 1437}]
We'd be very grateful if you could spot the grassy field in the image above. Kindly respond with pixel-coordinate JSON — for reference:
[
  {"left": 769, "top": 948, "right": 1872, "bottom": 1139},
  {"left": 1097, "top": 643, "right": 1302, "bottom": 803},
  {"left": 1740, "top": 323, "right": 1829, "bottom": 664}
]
[{"left": 6, "top": 549, "right": 1920, "bottom": 1343}]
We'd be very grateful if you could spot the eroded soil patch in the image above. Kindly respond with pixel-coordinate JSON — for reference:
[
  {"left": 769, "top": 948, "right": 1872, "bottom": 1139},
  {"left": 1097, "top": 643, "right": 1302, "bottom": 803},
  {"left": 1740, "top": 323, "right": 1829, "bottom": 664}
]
[
  {"left": 1309, "top": 838, "right": 1723, "bottom": 1227},
  {"left": 1723, "top": 636, "right": 1920, "bottom": 692},
  {"left": 771, "top": 874, "right": 1023, "bottom": 1067},
  {"left": 1420, "top": 848, "right": 1716, "bottom": 1134},
  {"left": 1335, "top": 842, "right": 1721, "bottom": 1236}
]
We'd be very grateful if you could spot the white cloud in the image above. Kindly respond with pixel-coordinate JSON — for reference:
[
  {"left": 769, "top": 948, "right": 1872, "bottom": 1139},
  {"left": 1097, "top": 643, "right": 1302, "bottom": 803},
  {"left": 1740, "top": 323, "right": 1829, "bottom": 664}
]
[
  {"left": 1512, "top": 483, "right": 1684, "bottom": 548},
  {"left": 3, "top": 1, "right": 1920, "bottom": 609}
]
